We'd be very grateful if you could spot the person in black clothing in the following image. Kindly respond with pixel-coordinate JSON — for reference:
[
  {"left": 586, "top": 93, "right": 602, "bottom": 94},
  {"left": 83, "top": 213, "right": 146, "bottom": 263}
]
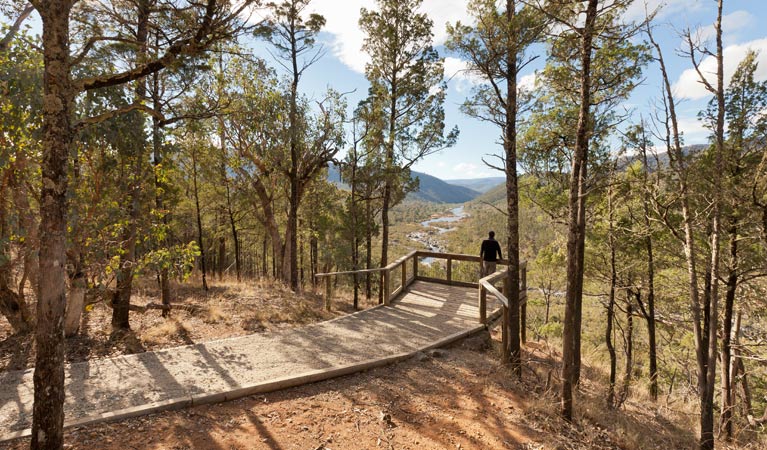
[{"left": 480, "top": 231, "right": 503, "bottom": 277}]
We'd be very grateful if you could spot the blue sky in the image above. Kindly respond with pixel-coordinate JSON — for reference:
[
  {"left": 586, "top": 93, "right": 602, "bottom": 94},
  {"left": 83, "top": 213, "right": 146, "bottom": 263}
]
[
  {"left": 248, "top": 0, "right": 767, "bottom": 180},
  {"left": 6, "top": 1, "right": 766, "bottom": 180}
]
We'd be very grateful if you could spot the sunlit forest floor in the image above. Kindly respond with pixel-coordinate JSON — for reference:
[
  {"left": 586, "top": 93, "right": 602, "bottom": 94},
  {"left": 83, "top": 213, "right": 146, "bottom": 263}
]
[
  {"left": 0, "top": 321, "right": 726, "bottom": 450},
  {"left": 0, "top": 277, "right": 364, "bottom": 372},
  {"left": 4, "top": 279, "right": 763, "bottom": 449}
]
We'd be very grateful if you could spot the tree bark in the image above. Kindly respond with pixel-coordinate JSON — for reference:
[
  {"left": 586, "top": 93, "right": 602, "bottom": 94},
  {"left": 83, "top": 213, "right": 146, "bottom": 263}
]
[
  {"left": 720, "top": 218, "right": 738, "bottom": 439},
  {"left": 191, "top": 147, "right": 209, "bottom": 291},
  {"left": 561, "top": 0, "right": 597, "bottom": 421},
  {"left": 606, "top": 184, "right": 617, "bottom": 408},
  {"left": 639, "top": 137, "right": 659, "bottom": 401},
  {"left": 31, "top": 1, "right": 73, "bottom": 447},
  {"left": 504, "top": 0, "right": 522, "bottom": 378}
]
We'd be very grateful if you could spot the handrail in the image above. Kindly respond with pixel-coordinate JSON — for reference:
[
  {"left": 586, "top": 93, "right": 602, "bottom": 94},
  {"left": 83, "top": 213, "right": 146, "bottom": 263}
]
[
  {"left": 314, "top": 251, "right": 526, "bottom": 326},
  {"left": 314, "top": 250, "right": 417, "bottom": 279},
  {"left": 477, "top": 262, "right": 528, "bottom": 363}
]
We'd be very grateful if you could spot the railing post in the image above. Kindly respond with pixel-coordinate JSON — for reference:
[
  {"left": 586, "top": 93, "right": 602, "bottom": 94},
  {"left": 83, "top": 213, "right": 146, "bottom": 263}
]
[
  {"left": 383, "top": 269, "right": 391, "bottom": 306},
  {"left": 520, "top": 262, "right": 527, "bottom": 344},
  {"left": 501, "top": 304, "right": 509, "bottom": 363},
  {"left": 401, "top": 259, "right": 407, "bottom": 290},
  {"left": 413, "top": 253, "right": 419, "bottom": 281},
  {"left": 324, "top": 276, "right": 332, "bottom": 312},
  {"left": 446, "top": 257, "right": 452, "bottom": 284},
  {"left": 478, "top": 284, "right": 487, "bottom": 324}
]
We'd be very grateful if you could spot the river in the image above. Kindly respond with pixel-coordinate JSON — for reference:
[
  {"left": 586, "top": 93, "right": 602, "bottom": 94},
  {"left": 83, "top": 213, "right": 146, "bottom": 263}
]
[{"left": 407, "top": 206, "right": 468, "bottom": 263}]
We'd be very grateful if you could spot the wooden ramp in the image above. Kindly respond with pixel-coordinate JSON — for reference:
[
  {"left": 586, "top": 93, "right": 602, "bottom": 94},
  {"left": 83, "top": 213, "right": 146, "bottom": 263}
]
[{"left": 0, "top": 281, "right": 499, "bottom": 442}]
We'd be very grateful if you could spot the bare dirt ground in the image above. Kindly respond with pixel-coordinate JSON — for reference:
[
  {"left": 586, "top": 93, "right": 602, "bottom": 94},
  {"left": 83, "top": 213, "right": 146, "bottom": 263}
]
[
  {"left": 1, "top": 279, "right": 761, "bottom": 449},
  {"left": 0, "top": 278, "right": 361, "bottom": 372}
]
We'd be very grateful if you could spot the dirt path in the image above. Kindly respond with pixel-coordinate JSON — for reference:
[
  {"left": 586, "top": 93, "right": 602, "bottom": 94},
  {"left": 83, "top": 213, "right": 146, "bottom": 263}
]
[{"left": 0, "top": 282, "right": 495, "bottom": 441}]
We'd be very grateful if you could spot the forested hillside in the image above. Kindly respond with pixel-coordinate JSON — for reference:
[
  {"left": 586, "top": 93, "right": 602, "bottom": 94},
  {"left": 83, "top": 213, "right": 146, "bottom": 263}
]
[{"left": 328, "top": 164, "right": 482, "bottom": 203}]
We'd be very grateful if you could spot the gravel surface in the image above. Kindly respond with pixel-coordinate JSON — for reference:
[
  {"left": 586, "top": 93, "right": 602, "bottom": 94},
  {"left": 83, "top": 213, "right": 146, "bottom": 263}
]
[{"left": 0, "top": 282, "right": 494, "bottom": 438}]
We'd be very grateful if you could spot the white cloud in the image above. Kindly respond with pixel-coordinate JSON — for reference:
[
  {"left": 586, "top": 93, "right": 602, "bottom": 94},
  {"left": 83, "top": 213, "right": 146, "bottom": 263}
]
[
  {"left": 624, "top": 0, "right": 703, "bottom": 23},
  {"left": 307, "top": 0, "right": 471, "bottom": 75},
  {"left": 518, "top": 72, "right": 538, "bottom": 92},
  {"left": 673, "top": 37, "right": 767, "bottom": 100},
  {"left": 452, "top": 162, "right": 492, "bottom": 178},
  {"left": 676, "top": 114, "right": 709, "bottom": 142}
]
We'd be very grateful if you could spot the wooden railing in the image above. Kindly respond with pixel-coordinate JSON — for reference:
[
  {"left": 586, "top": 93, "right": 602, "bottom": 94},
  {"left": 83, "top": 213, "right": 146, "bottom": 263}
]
[
  {"left": 316, "top": 251, "right": 526, "bottom": 315},
  {"left": 478, "top": 262, "right": 528, "bottom": 363}
]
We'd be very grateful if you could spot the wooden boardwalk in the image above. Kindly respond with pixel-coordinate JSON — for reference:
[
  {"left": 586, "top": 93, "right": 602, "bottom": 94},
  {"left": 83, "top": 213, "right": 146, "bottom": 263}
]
[{"left": 0, "top": 281, "right": 500, "bottom": 442}]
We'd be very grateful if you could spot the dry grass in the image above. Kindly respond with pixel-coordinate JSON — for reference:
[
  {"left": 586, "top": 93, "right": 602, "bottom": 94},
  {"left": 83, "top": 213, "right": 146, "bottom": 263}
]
[{"left": 0, "top": 276, "right": 371, "bottom": 372}]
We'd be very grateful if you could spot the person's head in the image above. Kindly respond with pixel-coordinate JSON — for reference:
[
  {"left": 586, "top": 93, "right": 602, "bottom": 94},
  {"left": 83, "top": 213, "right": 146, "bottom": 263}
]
[{"left": 488, "top": 231, "right": 495, "bottom": 239}]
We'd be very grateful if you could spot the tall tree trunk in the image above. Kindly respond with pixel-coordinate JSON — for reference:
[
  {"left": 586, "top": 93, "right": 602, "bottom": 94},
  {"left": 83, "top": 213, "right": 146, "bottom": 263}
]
[
  {"left": 111, "top": 186, "right": 140, "bottom": 329},
  {"left": 606, "top": 184, "right": 617, "bottom": 408},
  {"left": 191, "top": 148, "right": 209, "bottom": 291},
  {"left": 32, "top": 1, "right": 73, "bottom": 446},
  {"left": 379, "top": 66, "right": 398, "bottom": 305},
  {"left": 619, "top": 291, "right": 634, "bottom": 405},
  {"left": 700, "top": 3, "right": 725, "bottom": 447},
  {"left": 151, "top": 73, "right": 172, "bottom": 315},
  {"left": 637, "top": 131, "right": 659, "bottom": 401},
  {"left": 365, "top": 199, "right": 373, "bottom": 300},
  {"left": 218, "top": 233, "right": 226, "bottom": 279},
  {"left": 228, "top": 204, "right": 241, "bottom": 281},
  {"left": 504, "top": 0, "right": 522, "bottom": 377},
  {"left": 649, "top": 20, "right": 718, "bottom": 448},
  {"left": 561, "top": 0, "right": 597, "bottom": 421},
  {"left": 379, "top": 182, "right": 391, "bottom": 304},
  {"left": 112, "top": 0, "right": 151, "bottom": 328},
  {"left": 720, "top": 218, "right": 738, "bottom": 439},
  {"left": 287, "top": 8, "right": 300, "bottom": 292},
  {"left": 262, "top": 235, "right": 268, "bottom": 279}
]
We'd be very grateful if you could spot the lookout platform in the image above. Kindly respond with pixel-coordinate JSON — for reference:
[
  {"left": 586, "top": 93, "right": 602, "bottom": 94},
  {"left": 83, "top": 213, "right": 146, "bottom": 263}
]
[{"left": 0, "top": 251, "right": 526, "bottom": 442}]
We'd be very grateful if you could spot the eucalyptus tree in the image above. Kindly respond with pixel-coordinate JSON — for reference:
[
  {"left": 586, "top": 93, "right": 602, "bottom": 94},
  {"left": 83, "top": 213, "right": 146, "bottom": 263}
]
[
  {"left": 256, "top": 0, "right": 329, "bottom": 290},
  {"left": 26, "top": 0, "right": 255, "bottom": 445},
  {"left": 523, "top": 0, "right": 648, "bottom": 420},
  {"left": 446, "top": 0, "right": 546, "bottom": 376},
  {"left": 701, "top": 49, "right": 767, "bottom": 439},
  {"left": 647, "top": 1, "right": 726, "bottom": 446},
  {"left": 359, "top": 0, "right": 458, "bottom": 302}
]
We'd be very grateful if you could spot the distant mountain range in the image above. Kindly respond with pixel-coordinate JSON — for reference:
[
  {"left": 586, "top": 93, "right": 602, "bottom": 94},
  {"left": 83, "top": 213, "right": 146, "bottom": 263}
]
[
  {"left": 444, "top": 177, "right": 506, "bottom": 193},
  {"left": 326, "top": 164, "right": 505, "bottom": 204}
]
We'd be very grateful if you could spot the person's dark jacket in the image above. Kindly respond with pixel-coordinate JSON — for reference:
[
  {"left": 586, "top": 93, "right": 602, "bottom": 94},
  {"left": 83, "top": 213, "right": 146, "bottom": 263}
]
[{"left": 480, "top": 239, "right": 502, "bottom": 261}]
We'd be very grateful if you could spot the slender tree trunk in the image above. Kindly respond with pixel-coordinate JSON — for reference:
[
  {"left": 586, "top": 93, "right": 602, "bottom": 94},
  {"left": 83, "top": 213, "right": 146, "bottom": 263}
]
[
  {"left": 31, "top": 2, "right": 73, "bottom": 446},
  {"left": 720, "top": 219, "right": 738, "bottom": 439},
  {"left": 700, "top": 3, "right": 725, "bottom": 447},
  {"left": 620, "top": 292, "right": 635, "bottom": 405},
  {"left": 638, "top": 134, "right": 659, "bottom": 401},
  {"left": 379, "top": 183, "right": 390, "bottom": 304},
  {"left": 649, "top": 22, "right": 718, "bottom": 449},
  {"left": 561, "top": 0, "right": 597, "bottom": 421},
  {"left": 262, "top": 235, "right": 268, "bottom": 279},
  {"left": 229, "top": 207, "right": 241, "bottom": 281},
  {"left": 151, "top": 73, "right": 172, "bottom": 315},
  {"left": 111, "top": 187, "right": 140, "bottom": 329},
  {"left": 218, "top": 233, "right": 226, "bottom": 279},
  {"left": 191, "top": 148, "right": 209, "bottom": 291},
  {"left": 504, "top": 0, "right": 522, "bottom": 377},
  {"left": 365, "top": 200, "right": 373, "bottom": 300},
  {"left": 112, "top": 0, "right": 151, "bottom": 328},
  {"left": 287, "top": 9, "right": 300, "bottom": 291},
  {"left": 379, "top": 65, "right": 398, "bottom": 305},
  {"left": 606, "top": 185, "right": 617, "bottom": 408},
  {"left": 350, "top": 161, "right": 360, "bottom": 310}
]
